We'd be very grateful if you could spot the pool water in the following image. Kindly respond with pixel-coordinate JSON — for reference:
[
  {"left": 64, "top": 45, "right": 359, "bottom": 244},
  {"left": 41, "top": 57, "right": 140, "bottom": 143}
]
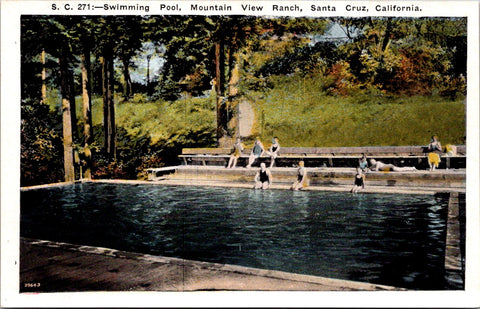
[{"left": 21, "top": 183, "right": 455, "bottom": 290}]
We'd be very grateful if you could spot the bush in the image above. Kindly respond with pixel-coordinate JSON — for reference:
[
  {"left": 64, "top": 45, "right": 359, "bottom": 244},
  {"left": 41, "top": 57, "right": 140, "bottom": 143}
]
[{"left": 92, "top": 159, "right": 128, "bottom": 180}]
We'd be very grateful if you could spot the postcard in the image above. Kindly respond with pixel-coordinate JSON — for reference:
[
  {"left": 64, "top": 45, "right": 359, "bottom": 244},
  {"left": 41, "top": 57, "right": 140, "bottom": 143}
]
[{"left": 1, "top": 0, "right": 479, "bottom": 307}]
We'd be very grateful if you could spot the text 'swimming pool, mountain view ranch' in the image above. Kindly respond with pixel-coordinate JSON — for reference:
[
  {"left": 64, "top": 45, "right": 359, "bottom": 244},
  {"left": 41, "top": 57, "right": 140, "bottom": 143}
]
[{"left": 20, "top": 15, "right": 466, "bottom": 292}]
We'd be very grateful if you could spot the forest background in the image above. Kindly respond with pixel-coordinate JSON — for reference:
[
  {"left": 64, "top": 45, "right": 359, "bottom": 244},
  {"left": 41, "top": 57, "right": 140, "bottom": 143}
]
[{"left": 20, "top": 16, "right": 467, "bottom": 186}]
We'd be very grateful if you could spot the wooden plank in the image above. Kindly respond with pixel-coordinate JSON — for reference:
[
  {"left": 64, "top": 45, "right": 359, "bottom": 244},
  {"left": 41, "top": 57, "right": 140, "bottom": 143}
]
[
  {"left": 181, "top": 146, "right": 442, "bottom": 156},
  {"left": 182, "top": 148, "right": 231, "bottom": 155},
  {"left": 182, "top": 146, "right": 465, "bottom": 156},
  {"left": 178, "top": 145, "right": 466, "bottom": 169}
]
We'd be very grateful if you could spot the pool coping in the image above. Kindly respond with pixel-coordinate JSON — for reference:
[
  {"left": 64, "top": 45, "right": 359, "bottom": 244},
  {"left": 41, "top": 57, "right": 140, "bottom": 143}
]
[{"left": 21, "top": 177, "right": 465, "bottom": 195}]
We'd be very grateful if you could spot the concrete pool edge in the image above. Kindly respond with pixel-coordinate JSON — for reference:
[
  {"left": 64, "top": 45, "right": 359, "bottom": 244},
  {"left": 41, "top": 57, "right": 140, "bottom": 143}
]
[
  {"left": 20, "top": 237, "right": 406, "bottom": 292},
  {"left": 21, "top": 178, "right": 465, "bottom": 195}
]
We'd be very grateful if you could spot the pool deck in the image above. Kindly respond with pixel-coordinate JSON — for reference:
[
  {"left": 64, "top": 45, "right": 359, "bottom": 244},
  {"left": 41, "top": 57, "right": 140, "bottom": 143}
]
[
  {"left": 152, "top": 166, "right": 466, "bottom": 194},
  {"left": 20, "top": 238, "right": 405, "bottom": 292},
  {"left": 21, "top": 166, "right": 466, "bottom": 195}
]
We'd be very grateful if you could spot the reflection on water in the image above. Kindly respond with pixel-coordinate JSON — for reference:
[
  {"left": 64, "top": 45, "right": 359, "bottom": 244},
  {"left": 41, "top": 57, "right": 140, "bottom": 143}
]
[{"left": 21, "top": 183, "right": 455, "bottom": 290}]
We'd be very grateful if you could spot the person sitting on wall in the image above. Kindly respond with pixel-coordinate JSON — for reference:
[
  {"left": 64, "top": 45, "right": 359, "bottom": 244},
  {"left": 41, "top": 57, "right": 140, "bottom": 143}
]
[
  {"left": 427, "top": 135, "right": 443, "bottom": 171},
  {"left": 369, "top": 159, "right": 417, "bottom": 172},
  {"left": 246, "top": 137, "right": 265, "bottom": 168},
  {"left": 265, "top": 137, "right": 280, "bottom": 168},
  {"left": 445, "top": 144, "right": 457, "bottom": 157},
  {"left": 428, "top": 135, "right": 443, "bottom": 153},
  {"left": 227, "top": 137, "right": 244, "bottom": 168},
  {"left": 291, "top": 160, "right": 307, "bottom": 191},
  {"left": 359, "top": 153, "right": 368, "bottom": 173},
  {"left": 254, "top": 162, "right": 272, "bottom": 190}
]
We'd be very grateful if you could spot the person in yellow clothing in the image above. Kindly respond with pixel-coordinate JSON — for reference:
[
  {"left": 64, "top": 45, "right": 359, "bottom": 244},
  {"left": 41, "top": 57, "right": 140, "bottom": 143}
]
[
  {"left": 428, "top": 152, "right": 441, "bottom": 171},
  {"left": 227, "top": 137, "right": 244, "bottom": 168},
  {"left": 427, "top": 135, "right": 442, "bottom": 171}
]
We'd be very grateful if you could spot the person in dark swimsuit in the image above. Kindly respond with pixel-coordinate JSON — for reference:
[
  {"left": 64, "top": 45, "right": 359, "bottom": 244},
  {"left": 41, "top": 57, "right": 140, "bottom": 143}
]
[
  {"left": 266, "top": 137, "right": 280, "bottom": 168},
  {"left": 291, "top": 160, "right": 307, "bottom": 190},
  {"left": 428, "top": 135, "right": 442, "bottom": 153},
  {"left": 351, "top": 167, "right": 365, "bottom": 193},
  {"left": 254, "top": 163, "right": 272, "bottom": 189}
]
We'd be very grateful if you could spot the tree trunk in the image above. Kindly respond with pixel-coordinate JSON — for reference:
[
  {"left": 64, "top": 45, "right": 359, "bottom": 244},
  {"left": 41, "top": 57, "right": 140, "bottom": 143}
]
[
  {"left": 41, "top": 49, "right": 47, "bottom": 104},
  {"left": 59, "top": 52, "right": 75, "bottom": 182},
  {"left": 67, "top": 63, "right": 78, "bottom": 145},
  {"left": 381, "top": 19, "right": 393, "bottom": 53},
  {"left": 215, "top": 41, "right": 225, "bottom": 141},
  {"left": 101, "top": 48, "right": 116, "bottom": 161},
  {"left": 81, "top": 51, "right": 93, "bottom": 179},
  {"left": 122, "top": 57, "right": 132, "bottom": 99},
  {"left": 227, "top": 48, "right": 240, "bottom": 97}
]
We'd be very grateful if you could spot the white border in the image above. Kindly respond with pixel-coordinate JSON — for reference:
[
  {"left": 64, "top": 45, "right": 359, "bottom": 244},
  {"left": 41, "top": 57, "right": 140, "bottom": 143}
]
[{"left": 2, "top": 0, "right": 479, "bottom": 307}]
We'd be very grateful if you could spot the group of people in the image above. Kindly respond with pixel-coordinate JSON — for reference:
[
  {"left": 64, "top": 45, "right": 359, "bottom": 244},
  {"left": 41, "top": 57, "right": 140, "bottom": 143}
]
[
  {"left": 227, "top": 136, "right": 280, "bottom": 169},
  {"left": 253, "top": 160, "right": 307, "bottom": 191},
  {"left": 350, "top": 135, "right": 450, "bottom": 192},
  {"left": 427, "top": 135, "right": 457, "bottom": 171},
  {"left": 226, "top": 135, "right": 451, "bottom": 192},
  {"left": 350, "top": 154, "right": 418, "bottom": 193}
]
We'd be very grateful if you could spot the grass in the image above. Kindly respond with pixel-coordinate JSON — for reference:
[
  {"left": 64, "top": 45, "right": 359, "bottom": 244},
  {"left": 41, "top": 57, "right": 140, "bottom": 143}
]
[
  {"left": 250, "top": 75, "right": 466, "bottom": 147},
  {"left": 94, "top": 94, "right": 217, "bottom": 147}
]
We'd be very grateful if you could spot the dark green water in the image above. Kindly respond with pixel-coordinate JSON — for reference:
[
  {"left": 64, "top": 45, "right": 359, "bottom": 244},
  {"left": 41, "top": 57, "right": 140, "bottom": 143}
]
[{"left": 21, "top": 182, "right": 456, "bottom": 290}]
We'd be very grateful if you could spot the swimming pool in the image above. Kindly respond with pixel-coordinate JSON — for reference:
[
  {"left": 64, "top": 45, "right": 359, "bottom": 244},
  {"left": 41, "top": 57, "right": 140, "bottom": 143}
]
[{"left": 21, "top": 182, "right": 456, "bottom": 290}]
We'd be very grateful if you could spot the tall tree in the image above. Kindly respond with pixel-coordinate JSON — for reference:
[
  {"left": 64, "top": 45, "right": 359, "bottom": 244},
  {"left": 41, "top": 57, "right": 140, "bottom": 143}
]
[
  {"left": 115, "top": 16, "right": 144, "bottom": 100},
  {"left": 74, "top": 17, "right": 97, "bottom": 179},
  {"left": 45, "top": 17, "right": 79, "bottom": 181},
  {"left": 101, "top": 47, "right": 116, "bottom": 161},
  {"left": 81, "top": 50, "right": 93, "bottom": 179},
  {"left": 59, "top": 45, "right": 75, "bottom": 182},
  {"left": 41, "top": 49, "right": 47, "bottom": 104},
  {"left": 93, "top": 17, "right": 120, "bottom": 161}
]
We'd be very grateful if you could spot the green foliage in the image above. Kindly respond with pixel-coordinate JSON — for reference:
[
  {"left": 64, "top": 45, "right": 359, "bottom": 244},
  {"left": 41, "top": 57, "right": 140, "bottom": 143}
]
[
  {"left": 21, "top": 99, "right": 64, "bottom": 186},
  {"left": 333, "top": 17, "right": 467, "bottom": 97},
  {"left": 87, "top": 94, "right": 216, "bottom": 179},
  {"left": 251, "top": 72, "right": 465, "bottom": 147},
  {"left": 258, "top": 41, "right": 338, "bottom": 77},
  {"left": 115, "top": 96, "right": 216, "bottom": 148}
]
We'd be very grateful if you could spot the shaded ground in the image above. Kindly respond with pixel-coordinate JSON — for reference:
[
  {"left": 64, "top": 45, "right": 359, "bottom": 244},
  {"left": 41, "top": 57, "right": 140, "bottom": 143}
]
[{"left": 20, "top": 238, "right": 404, "bottom": 292}]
